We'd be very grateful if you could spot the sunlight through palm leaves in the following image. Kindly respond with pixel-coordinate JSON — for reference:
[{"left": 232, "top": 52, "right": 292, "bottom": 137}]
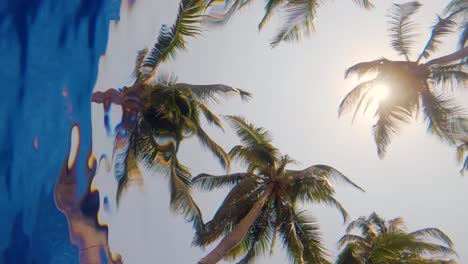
[
  {"left": 193, "top": 116, "right": 364, "bottom": 264},
  {"left": 202, "top": 0, "right": 373, "bottom": 47},
  {"left": 338, "top": 1, "right": 468, "bottom": 158},
  {"left": 91, "top": 0, "right": 251, "bottom": 229},
  {"left": 336, "top": 212, "right": 458, "bottom": 264}
]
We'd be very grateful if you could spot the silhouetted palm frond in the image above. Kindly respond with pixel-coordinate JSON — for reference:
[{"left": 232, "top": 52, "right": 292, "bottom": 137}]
[{"left": 388, "top": 1, "right": 422, "bottom": 61}]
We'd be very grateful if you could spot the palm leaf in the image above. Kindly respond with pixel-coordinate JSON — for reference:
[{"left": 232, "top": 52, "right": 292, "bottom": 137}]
[
  {"left": 143, "top": 0, "right": 205, "bottom": 76},
  {"left": 173, "top": 83, "right": 252, "bottom": 103},
  {"left": 353, "top": 0, "right": 374, "bottom": 9},
  {"left": 338, "top": 79, "right": 377, "bottom": 117},
  {"left": 113, "top": 126, "right": 135, "bottom": 204},
  {"left": 258, "top": 0, "right": 286, "bottom": 31},
  {"left": 420, "top": 88, "right": 463, "bottom": 142},
  {"left": 336, "top": 243, "right": 365, "bottom": 264},
  {"left": 278, "top": 205, "right": 329, "bottom": 264},
  {"left": 345, "top": 59, "right": 389, "bottom": 79},
  {"left": 417, "top": 16, "right": 456, "bottom": 62},
  {"left": 338, "top": 234, "right": 369, "bottom": 248},
  {"left": 132, "top": 48, "right": 148, "bottom": 81},
  {"left": 430, "top": 61, "right": 468, "bottom": 90},
  {"left": 169, "top": 158, "right": 205, "bottom": 230},
  {"left": 228, "top": 144, "right": 279, "bottom": 174},
  {"left": 225, "top": 115, "right": 273, "bottom": 146},
  {"left": 387, "top": 217, "right": 407, "bottom": 233},
  {"left": 270, "top": 0, "right": 319, "bottom": 47},
  {"left": 409, "top": 228, "right": 454, "bottom": 248},
  {"left": 346, "top": 216, "right": 376, "bottom": 237},
  {"left": 194, "top": 123, "right": 230, "bottom": 169},
  {"left": 388, "top": 1, "right": 422, "bottom": 60},
  {"left": 192, "top": 172, "right": 255, "bottom": 191},
  {"left": 373, "top": 105, "right": 413, "bottom": 158},
  {"left": 203, "top": 0, "right": 252, "bottom": 26},
  {"left": 285, "top": 164, "right": 364, "bottom": 191}
]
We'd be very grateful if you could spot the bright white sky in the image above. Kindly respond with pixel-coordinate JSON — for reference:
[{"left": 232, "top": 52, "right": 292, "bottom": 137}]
[{"left": 90, "top": 0, "right": 468, "bottom": 263}]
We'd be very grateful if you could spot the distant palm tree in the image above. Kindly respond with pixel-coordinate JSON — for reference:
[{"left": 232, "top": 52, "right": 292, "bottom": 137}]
[
  {"left": 336, "top": 212, "right": 457, "bottom": 264},
  {"left": 91, "top": 0, "right": 251, "bottom": 228},
  {"left": 202, "top": 0, "right": 373, "bottom": 47},
  {"left": 338, "top": 1, "right": 468, "bottom": 158},
  {"left": 193, "top": 116, "right": 364, "bottom": 264}
]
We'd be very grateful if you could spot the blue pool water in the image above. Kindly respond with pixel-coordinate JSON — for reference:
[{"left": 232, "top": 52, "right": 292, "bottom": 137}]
[{"left": 0, "top": 0, "right": 120, "bottom": 262}]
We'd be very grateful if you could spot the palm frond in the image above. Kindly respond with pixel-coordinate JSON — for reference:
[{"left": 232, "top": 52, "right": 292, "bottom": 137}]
[
  {"left": 132, "top": 48, "right": 148, "bottom": 81},
  {"left": 198, "top": 103, "right": 224, "bottom": 130},
  {"left": 444, "top": 0, "right": 468, "bottom": 15},
  {"left": 225, "top": 115, "right": 273, "bottom": 146},
  {"left": 373, "top": 105, "right": 413, "bottom": 158},
  {"left": 113, "top": 126, "right": 135, "bottom": 204},
  {"left": 353, "top": 0, "right": 374, "bottom": 9},
  {"left": 458, "top": 20, "right": 468, "bottom": 49},
  {"left": 420, "top": 88, "right": 464, "bottom": 143},
  {"left": 234, "top": 208, "right": 274, "bottom": 264},
  {"left": 278, "top": 205, "right": 329, "bottom": 264},
  {"left": 194, "top": 123, "right": 230, "bottom": 169},
  {"left": 173, "top": 83, "right": 252, "bottom": 103},
  {"left": 228, "top": 144, "right": 279, "bottom": 174},
  {"left": 387, "top": 217, "right": 407, "bottom": 233},
  {"left": 143, "top": 0, "right": 205, "bottom": 76},
  {"left": 443, "top": 0, "right": 467, "bottom": 48},
  {"left": 270, "top": 0, "right": 319, "bottom": 47},
  {"left": 345, "top": 59, "right": 389, "bottom": 79},
  {"left": 388, "top": 1, "right": 422, "bottom": 60},
  {"left": 336, "top": 243, "right": 365, "bottom": 264},
  {"left": 417, "top": 16, "right": 456, "bottom": 62},
  {"left": 410, "top": 228, "right": 454, "bottom": 248},
  {"left": 338, "top": 79, "right": 376, "bottom": 117},
  {"left": 169, "top": 158, "right": 204, "bottom": 230},
  {"left": 431, "top": 62, "right": 468, "bottom": 90},
  {"left": 285, "top": 164, "right": 364, "bottom": 192},
  {"left": 346, "top": 216, "right": 375, "bottom": 236},
  {"left": 313, "top": 195, "right": 350, "bottom": 223},
  {"left": 258, "top": 0, "right": 286, "bottom": 31},
  {"left": 369, "top": 212, "right": 389, "bottom": 234},
  {"left": 192, "top": 172, "right": 255, "bottom": 191},
  {"left": 338, "top": 234, "right": 369, "bottom": 248},
  {"left": 204, "top": 0, "right": 252, "bottom": 26}
]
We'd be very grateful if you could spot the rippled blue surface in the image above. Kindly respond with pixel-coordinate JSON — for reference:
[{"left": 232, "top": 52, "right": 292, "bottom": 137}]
[{"left": 0, "top": 0, "right": 120, "bottom": 262}]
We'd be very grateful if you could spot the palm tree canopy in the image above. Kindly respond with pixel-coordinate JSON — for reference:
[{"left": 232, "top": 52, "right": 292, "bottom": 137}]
[
  {"left": 92, "top": 0, "right": 252, "bottom": 230},
  {"left": 193, "top": 116, "right": 363, "bottom": 263},
  {"left": 338, "top": 1, "right": 467, "bottom": 158},
  {"left": 337, "top": 212, "right": 458, "bottom": 264},
  {"left": 113, "top": 74, "right": 250, "bottom": 229},
  {"left": 203, "top": 0, "right": 373, "bottom": 47}
]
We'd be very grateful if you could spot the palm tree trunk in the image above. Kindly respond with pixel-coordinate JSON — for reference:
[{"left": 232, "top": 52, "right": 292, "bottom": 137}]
[
  {"left": 198, "top": 184, "right": 274, "bottom": 264},
  {"left": 424, "top": 46, "right": 468, "bottom": 67}
]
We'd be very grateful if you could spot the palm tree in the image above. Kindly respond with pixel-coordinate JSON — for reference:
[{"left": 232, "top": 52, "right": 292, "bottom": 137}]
[
  {"left": 338, "top": 1, "right": 468, "bottom": 158},
  {"left": 202, "top": 0, "right": 373, "bottom": 47},
  {"left": 192, "top": 116, "right": 364, "bottom": 264},
  {"left": 91, "top": 0, "right": 251, "bottom": 228},
  {"left": 336, "top": 212, "right": 457, "bottom": 264}
]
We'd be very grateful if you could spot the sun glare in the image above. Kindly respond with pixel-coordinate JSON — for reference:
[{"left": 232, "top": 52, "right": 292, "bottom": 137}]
[{"left": 372, "top": 84, "right": 390, "bottom": 103}]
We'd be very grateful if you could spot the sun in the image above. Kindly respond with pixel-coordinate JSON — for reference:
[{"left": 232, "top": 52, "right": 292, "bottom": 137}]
[{"left": 371, "top": 84, "right": 390, "bottom": 103}]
